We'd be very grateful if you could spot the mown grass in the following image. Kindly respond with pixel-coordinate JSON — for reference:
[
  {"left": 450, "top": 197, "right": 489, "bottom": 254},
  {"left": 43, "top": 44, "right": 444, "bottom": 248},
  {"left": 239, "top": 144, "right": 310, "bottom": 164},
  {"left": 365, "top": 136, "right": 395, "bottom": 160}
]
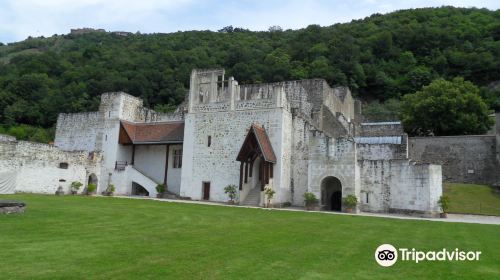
[
  {"left": 444, "top": 183, "right": 500, "bottom": 216},
  {"left": 0, "top": 194, "right": 499, "bottom": 279}
]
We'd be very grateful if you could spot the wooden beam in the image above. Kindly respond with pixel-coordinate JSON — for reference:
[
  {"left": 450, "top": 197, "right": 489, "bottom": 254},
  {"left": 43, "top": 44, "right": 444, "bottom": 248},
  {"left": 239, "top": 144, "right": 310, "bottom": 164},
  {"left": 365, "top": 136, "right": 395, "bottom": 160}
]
[
  {"left": 244, "top": 161, "right": 249, "bottom": 183},
  {"left": 239, "top": 161, "right": 244, "bottom": 190},
  {"left": 131, "top": 144, "right": 135, "bottom": 165},
  {"left": 263, "top": 161, "right": 268, "bottom": 185},
  {"left": 269, "top": 162, "right": 273, "bottom": 178},
  {"left": 163, "top": 144, "right": 170, "bottom": 190},
  {"left": 259, "top": 158, "right": 262, "bottom": 181}
]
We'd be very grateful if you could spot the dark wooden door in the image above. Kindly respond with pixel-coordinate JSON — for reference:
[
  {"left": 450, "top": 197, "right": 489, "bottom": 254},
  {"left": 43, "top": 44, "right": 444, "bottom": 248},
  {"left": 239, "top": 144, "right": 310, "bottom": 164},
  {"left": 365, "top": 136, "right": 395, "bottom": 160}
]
[{"left": 202, "top": 182, "right": 210, "bottom": 200}]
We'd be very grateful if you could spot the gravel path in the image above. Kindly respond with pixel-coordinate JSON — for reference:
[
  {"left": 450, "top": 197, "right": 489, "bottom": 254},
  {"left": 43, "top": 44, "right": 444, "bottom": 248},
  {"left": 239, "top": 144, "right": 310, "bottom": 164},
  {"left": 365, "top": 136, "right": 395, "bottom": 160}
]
[{"left": 114, "top": 195, "right": 500, "bottom": 225}]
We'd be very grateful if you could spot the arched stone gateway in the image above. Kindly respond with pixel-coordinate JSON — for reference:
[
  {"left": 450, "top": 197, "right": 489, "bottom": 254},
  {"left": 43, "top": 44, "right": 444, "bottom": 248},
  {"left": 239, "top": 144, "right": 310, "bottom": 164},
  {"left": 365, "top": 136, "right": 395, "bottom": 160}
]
[
  {"left": 88, "top": 173, "right": 98, "bottom": 186},
  {"left": 321, "top": 176, "right": 342, "bottom": 211}
]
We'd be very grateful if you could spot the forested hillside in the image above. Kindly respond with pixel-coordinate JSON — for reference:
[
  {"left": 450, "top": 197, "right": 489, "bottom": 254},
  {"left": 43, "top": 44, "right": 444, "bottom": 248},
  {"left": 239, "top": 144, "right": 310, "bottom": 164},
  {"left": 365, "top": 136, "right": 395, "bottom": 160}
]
[{"left": 0, "top": 6, "right": 499, "bottom": 141}]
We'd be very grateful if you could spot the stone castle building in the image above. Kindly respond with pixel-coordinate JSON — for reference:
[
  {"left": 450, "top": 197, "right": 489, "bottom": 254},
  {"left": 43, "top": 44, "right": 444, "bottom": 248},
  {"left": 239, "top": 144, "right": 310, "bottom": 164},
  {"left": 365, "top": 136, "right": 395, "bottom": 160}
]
[{"left": 2, "top": 68, "right": 498, "bottom": 216}]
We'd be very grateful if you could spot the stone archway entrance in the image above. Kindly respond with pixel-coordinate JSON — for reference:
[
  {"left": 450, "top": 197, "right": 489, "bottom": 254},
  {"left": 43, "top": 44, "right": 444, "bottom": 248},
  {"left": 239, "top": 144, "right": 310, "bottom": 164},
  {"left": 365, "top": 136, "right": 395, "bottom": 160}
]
[
  {"left": 321, "top": 176, "right": 342, "bottom": 211},
  {"left": 88, "top": 173, "right": 98, "bottom": 186}
]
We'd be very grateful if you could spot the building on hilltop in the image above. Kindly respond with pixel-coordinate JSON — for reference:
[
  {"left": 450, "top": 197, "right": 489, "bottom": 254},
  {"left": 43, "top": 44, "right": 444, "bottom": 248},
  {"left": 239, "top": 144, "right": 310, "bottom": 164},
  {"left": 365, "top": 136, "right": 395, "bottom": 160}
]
[{"left": 0, "top": 69, "right": 458, "bottom": 217}]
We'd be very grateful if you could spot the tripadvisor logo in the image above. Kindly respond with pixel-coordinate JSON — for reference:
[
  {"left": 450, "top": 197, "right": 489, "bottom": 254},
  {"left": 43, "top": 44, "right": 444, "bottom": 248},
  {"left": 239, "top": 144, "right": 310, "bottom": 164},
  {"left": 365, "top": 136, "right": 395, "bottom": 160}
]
[{"left": 374, "top": 244, "right": 481, "bottom": 267}]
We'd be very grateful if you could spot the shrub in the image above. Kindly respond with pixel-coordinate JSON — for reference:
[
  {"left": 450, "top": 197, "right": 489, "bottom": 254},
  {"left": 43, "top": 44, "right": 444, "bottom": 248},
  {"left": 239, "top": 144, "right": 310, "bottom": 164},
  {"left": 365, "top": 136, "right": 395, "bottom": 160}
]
[
  {"left": 106, "top": 184, "right": 115, "bottom": 193},
  {"left": 438, "top": 195, "right": 450, "bottom": 213},
  {"left": 224, "top": 184, "right": 238, "bottom": 201},
  {"left": 87, "top": 183, "right": 97, "bottom": 194},
  {"left": 303, "top": 192, "right": 319, "bottom": 206},
  {"left": 156, "top": 184, "right": 165, "bottom": 194},
  {"left": 264, "top": 186, "right": 276, "bottom": 207},
  {"left": 343, "top": 195, "right": 358, "bottom": 208},
  {"left": 70, "top": 181, "right": 82, "bottom": 193}
]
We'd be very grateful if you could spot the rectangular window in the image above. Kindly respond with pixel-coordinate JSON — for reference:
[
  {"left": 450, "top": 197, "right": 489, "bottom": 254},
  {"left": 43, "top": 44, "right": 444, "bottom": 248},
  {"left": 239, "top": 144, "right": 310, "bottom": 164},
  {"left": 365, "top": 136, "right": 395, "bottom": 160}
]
[
  {"left": 208, "top": 135, "right": 211, "bottom": 147},
  {"left": 173, "top": 149, "right": 183, "bottom": 168},
  {"left": 366, "top": 193, "right": 369, "bottom": 204}
]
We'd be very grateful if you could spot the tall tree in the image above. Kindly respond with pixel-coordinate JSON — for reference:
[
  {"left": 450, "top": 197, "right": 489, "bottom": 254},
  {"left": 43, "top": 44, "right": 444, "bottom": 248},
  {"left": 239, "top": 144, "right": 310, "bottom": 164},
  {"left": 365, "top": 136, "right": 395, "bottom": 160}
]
[{"left": 401, "top": 77, "right": 493, "bottom": 136}]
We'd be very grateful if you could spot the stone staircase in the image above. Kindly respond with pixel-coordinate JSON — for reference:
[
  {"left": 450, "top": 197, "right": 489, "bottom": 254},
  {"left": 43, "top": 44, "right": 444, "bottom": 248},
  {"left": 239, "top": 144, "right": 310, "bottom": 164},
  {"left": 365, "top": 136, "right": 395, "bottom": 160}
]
[
  {"left": 241, "top": 187, "right": 261, "bottom": 206},
  {"left": 127, "top": 165, "right": 180, "bottom": 198},
  {"left": 127, "top": 166, "right": 160, "bottom": 197}
]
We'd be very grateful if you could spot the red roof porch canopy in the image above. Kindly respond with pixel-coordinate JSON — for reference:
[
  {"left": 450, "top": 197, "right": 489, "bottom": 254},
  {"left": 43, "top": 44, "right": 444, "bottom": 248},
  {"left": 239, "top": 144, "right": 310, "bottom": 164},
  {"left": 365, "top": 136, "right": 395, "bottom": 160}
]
[
  {"left": 236, "top": 124, "right": 276, "bottom": 190},
  {"left": 119, "top": 120, "right": 184, "bottom": 145}
]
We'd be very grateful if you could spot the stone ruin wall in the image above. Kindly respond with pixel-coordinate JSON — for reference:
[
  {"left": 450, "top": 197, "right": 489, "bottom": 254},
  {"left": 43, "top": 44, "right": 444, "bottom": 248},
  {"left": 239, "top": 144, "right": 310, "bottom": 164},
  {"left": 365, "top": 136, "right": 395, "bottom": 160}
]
[
  {"left": 356, "top": 142, "right": 408, "bottom": 161},
  {"left": 306, "top": 123, "right": 441, "bottom": 215},
  {"left": 307, "top": 135, "right": 360, "bottom": 206},
  {"left": 359, "top": 122, "right": 404, "bottom": 137},
  {"left": 0, "top": 135, "right": 101, "bottom": 194},
  {"left": 290, "top": 116, "right": 313, "bottom": 205},
  {"left": 358, "top": 159, "right": 442, "bottom": 216},
  {"left": 180, "top": 108, "right": 289, "bottom": 202},
  {"left": 54, "top": 112, "right": 101, "bottom": 152},
  {"left": 409, "top": 135, "right": 499, "bottom": 185}
]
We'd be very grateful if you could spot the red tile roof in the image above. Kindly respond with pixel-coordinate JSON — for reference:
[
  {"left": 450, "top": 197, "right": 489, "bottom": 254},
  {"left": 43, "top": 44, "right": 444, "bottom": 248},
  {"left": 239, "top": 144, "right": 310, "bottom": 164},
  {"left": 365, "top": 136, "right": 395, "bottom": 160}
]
[
  {"left": 237, "top": 123, "right": 276, "bottom": 163},
  {"left": 119, "top": 121, "right": 184, "bottom": 144}
]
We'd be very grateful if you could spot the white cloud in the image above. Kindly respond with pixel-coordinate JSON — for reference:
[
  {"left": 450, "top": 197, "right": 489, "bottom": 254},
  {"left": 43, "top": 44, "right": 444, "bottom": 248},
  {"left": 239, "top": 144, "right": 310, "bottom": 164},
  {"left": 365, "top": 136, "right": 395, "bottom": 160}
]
[{"left": 0, "top": 0, "right": 193, "bottom": 42}]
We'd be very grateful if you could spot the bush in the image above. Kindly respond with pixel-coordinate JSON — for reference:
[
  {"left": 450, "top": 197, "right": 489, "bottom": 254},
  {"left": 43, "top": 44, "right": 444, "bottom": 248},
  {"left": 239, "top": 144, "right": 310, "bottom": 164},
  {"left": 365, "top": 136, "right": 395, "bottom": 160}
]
[
  {"left": 106, "top": 184, "right": 115, "bottom": 193},
  {"left": 87, "top": 183, "right": 97, "bottom": 194},
  {"left": 223, "top": 184, "right": 238, "bottom": 201},
  {"left": 264, "top": 186, "right": 276, "bottom": 207},
  {"left": 343, "top": 195, "right": 358, "bottom": 208},
  {"left": 70, "top": 181, "right": 82, "bottom": 193},
  {"left": 303, "top": 192, "right": 318, "bottom": 206},
  {"left": 156, "top": 184, "right": 165, "bottom": 194},
  {"left": 438, "top": 195, "right": 450, "bottom": 213}
]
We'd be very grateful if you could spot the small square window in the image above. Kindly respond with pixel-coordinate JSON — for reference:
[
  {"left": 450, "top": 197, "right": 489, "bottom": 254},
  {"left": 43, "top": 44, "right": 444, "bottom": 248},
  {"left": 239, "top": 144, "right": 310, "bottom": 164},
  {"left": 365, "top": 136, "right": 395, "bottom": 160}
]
[{"left": 59, "top": 162, "right": 69, "bottom": 169}]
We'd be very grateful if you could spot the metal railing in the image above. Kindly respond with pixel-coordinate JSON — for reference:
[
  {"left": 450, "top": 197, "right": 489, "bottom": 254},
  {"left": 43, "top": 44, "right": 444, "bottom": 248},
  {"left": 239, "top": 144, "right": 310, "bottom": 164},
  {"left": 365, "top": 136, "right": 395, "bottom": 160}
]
[{"left": 115, "top": 161, "right": 128, "bottom": 171}]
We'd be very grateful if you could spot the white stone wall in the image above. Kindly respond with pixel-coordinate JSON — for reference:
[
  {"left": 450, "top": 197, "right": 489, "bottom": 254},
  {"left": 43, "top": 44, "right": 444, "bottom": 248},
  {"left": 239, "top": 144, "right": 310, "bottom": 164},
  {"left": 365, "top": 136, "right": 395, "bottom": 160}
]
[
  {"left": 180, "top": 108, "right": 286, "bottom": 202},
  {"left": 0, "top": 137, "right": 101, "bottom": 194},
  {"left": 290, "top": 117, "right": 311, "bottom": 206},
  {"left": 134, "top": 145, "right": 166, "bottom": 184},
  {"left": 132, "top": 144, "right": 182, "bottom": 194},
  {"left": 357, "top": 143, "right": 407, "bottom": 160},
  {"left": 308, "top": 135, "right": 360, "bottom": 204},
  {"left": 54, "top": 112, "right": 101, "bottom": 152},
  {"left": 167, "top": 144, "right": 183, "bottom": 194},
  {"left": 358, "top": 160, "right": 442, "bottom": 216},
  {"left": 278, "top": 108, "right": 293, "bottom": 203}
]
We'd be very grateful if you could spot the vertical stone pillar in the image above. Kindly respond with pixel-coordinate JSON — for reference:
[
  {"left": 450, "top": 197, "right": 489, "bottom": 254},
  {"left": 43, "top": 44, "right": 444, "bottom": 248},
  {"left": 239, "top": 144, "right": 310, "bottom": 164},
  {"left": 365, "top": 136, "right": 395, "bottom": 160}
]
[
  {"left": 229, "top": 77, "right": 235, "bottom": 111},
  {"left": 188, "top": 70, "right": 197, "bottom": 113},
  {"left": 210, "top": 72, "right": 217, "bottom": 103}
]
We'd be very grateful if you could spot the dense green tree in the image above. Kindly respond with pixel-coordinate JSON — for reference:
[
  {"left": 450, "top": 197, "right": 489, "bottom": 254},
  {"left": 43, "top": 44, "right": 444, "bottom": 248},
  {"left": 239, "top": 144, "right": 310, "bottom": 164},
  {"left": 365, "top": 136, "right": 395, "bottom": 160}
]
[
  {"left": 0, "top": 6, "right": 499, "bottom": 143},
  {"left": 401, "top": 77, "right": 493, "bottom": 136},
  {"left": 362, "top": 99, "right": 401, "bottom": 122}
]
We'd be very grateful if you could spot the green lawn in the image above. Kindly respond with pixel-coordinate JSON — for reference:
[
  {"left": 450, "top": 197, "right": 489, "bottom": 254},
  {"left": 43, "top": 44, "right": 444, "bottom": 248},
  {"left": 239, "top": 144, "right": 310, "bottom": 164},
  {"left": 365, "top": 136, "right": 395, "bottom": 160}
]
[
  {"left": 0, "top": 195, "right": 499, "bottom": 280},
  {"left": 444, "top": 183, "right": 500, "bottom": 216}
]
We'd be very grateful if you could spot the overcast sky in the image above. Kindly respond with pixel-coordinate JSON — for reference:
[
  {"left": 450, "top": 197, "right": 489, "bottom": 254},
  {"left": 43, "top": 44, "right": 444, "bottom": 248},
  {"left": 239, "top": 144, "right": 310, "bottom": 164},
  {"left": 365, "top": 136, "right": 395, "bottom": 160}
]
[{"left": 0, "top": 0, "right": 499, "bottom": 43}]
